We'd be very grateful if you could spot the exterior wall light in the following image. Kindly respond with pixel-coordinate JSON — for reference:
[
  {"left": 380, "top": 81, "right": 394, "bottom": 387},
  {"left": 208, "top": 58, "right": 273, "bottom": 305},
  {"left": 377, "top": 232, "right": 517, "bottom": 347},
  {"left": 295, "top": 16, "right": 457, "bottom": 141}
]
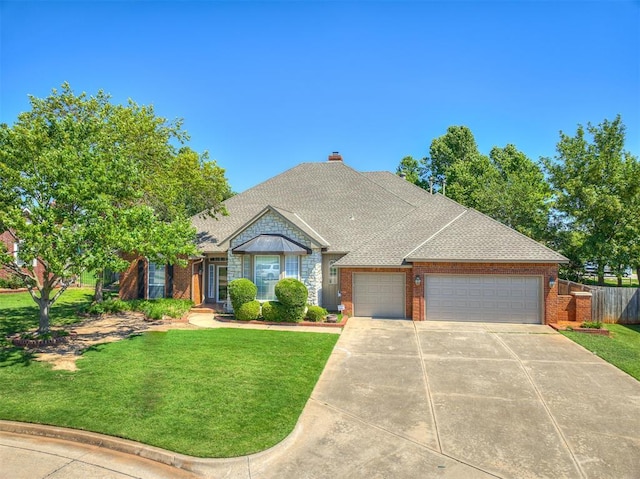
[
  {"left": 415, "top": 275, "right": 422, "bottom": 286},
  {"left": 548, "top": 276, "right": 556, "bottom": 289}
]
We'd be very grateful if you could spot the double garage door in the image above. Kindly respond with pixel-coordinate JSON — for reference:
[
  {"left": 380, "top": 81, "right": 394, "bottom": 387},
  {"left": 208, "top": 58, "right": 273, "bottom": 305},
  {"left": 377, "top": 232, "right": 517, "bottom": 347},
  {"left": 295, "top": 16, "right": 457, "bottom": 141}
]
[
  {"left": 425, "top": 275, "right": 542, "bottom": 323},
  {"left": 352, "top": 273, "right": 542, "bottom": 323}
]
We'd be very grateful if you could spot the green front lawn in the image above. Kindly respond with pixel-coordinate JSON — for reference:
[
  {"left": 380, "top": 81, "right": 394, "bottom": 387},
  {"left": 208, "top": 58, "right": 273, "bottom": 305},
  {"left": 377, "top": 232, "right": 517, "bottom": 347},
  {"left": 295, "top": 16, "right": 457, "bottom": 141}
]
[
  {"left": 0, "top": 328, "right": 338, "bottom": 457},
  {"left": 561, "top": 324, "right": 640, "bottom": 381},
  {"left": 0, "top": 288, "right": 94, "bottom": 340}
]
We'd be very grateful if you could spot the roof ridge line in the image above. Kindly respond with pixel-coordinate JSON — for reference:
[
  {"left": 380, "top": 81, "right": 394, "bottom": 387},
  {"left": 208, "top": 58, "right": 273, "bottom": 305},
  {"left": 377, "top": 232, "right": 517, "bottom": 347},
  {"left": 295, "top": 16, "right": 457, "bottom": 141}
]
[
  {"left": 292, "top": 212, "right": 330, "bottom": 246},
  {"left": 403, "top": 209, "right": 468, "bottom": 259},
  {"left": 358, "top": 170, "right": 422, "bottom": 208}
]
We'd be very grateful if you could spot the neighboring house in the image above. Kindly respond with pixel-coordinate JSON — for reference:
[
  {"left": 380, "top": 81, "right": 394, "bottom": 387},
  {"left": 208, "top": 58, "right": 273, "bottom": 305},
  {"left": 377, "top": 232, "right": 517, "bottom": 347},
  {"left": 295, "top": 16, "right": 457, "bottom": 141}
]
[
  {"left": 120, "top": 153, "right": 570, "bottom": 324},
  {"left": 0, "top": 230, "right": 46, "bottom": 284}
]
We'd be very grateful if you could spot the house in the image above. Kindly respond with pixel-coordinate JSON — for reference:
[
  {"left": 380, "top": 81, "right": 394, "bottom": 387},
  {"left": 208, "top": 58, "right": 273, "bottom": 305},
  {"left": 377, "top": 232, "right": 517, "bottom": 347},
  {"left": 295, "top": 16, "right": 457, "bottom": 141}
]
[{"left": 120, "top": 153, "right": 571, "bottom": 324}]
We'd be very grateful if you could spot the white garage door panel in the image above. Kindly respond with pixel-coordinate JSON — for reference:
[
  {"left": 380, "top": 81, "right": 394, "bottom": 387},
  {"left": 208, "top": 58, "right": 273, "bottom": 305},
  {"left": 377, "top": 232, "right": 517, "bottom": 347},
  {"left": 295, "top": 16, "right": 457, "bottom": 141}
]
[
  {"left": 353, "top": 273, "right": 405, "bottom": 318},
  {"left": 426, "top": 275, "right": 541, "bottom": 323}
]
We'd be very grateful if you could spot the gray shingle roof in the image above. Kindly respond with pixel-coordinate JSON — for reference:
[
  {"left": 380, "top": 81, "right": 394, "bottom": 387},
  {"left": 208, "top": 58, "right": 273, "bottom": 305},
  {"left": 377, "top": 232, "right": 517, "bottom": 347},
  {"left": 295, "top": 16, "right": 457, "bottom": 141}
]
[{"left": 193, "top": 161, "right": 568, "bottom": 265}]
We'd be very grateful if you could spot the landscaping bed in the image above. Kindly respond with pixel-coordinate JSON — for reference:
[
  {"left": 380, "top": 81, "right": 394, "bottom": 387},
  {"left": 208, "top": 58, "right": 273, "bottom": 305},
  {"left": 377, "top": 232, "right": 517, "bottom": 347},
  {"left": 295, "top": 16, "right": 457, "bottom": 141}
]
[
  {"left": 550, "top": 321, "right": 610, "bottom": 336},
  {"left": 215, "top": 313, "right": 347, "bottom": 328}
]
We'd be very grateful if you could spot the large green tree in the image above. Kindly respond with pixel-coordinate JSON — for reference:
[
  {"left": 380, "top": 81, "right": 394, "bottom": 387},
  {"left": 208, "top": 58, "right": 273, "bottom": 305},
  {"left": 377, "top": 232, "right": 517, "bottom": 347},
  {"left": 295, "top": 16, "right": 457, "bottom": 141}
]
[
  {"left": 0, "top": 84, "right": 228, "bottom": 332},
  {"left": 405, "top": 126, "right": 551, "bottom": 241},
  {"left": 544, "top": 115, "right": 640, "bottom": 285}
]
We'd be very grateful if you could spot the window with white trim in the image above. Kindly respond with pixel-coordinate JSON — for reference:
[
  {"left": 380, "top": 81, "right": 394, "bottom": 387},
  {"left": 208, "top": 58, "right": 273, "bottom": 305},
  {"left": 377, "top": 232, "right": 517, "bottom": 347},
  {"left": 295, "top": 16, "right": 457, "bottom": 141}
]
[
  {"left": 243, "top": 255, "right": 251, "bottom": 279},
  {"left": 254, "top": 255, "right": 279, "bottom": 301},
  {"left": 284, "top": 255, "right": 300, "bottom": 279},
  {"left": 13, "top": 242, "right": 25, "bottom": 268},
  {"left": 148, "top": 263, "right": 166, "bottom": 299}
]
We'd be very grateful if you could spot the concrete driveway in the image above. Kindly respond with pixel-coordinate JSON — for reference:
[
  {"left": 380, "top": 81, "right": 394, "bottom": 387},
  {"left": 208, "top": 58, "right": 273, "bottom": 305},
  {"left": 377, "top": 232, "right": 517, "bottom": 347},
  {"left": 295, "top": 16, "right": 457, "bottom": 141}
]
[{"left": 2, "top": 317, "right": 640, "bottom": 478}]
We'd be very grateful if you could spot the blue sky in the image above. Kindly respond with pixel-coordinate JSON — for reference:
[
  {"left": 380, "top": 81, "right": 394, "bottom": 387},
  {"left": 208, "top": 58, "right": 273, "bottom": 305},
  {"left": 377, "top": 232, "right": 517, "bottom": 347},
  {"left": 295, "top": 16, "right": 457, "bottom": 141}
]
[{"left": 1, "top": 1, "right": 638, "bottom": 193}]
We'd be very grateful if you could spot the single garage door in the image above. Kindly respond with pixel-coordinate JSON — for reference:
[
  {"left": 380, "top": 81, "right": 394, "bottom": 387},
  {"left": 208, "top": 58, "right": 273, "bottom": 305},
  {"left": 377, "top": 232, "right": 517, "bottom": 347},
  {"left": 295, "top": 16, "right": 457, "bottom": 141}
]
[
  {"left": 425, "top": 275, "right": 541, "bottom": 323},
  {"left": 353, "top": 273, "right": 405, "bottom": 318}
]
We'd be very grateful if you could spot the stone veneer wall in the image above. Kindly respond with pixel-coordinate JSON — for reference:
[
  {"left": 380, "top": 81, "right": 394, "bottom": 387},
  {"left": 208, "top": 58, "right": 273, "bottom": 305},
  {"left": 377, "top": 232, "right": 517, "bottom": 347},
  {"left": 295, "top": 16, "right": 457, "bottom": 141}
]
[{"left": 226, "top": 211, "right": 322, "bottom": 310}]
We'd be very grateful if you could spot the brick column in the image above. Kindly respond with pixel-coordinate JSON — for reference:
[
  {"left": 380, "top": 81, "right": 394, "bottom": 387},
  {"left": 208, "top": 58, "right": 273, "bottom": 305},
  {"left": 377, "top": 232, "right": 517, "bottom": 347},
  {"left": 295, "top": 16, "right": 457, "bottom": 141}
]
[{"left": 571, "top": 291, "right": 592, "bottom": 323}]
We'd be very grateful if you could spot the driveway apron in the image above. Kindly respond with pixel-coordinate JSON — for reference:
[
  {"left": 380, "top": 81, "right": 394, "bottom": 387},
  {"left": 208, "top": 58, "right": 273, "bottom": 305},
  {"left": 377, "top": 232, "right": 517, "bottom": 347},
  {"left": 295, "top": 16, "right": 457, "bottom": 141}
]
[{"left": 253, "top": 318, "right": 640, "bottom": 479}]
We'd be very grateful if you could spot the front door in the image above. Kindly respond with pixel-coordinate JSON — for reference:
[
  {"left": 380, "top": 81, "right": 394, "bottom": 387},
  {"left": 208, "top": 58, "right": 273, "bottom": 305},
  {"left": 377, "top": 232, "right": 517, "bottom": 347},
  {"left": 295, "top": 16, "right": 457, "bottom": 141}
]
[
  {"left": 216, "top": 265, "right": 228, "bottom": 303},
  {"left": 322, "top": 255, "right": 343, "bottom": 311}
]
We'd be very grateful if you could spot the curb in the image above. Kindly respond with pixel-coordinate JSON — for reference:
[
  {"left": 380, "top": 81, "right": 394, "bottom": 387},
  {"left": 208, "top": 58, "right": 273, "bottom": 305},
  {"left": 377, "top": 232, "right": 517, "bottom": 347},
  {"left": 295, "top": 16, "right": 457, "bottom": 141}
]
[{"left": 0, "top": 416, "right": 303, "bottom": 475}]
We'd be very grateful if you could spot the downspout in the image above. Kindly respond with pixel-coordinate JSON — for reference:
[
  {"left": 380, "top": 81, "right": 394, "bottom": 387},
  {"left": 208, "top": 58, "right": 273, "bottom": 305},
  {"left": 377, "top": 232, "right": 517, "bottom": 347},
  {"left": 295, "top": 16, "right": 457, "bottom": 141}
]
[{"left": 191, "top": 257, "right": 205, "bottom": 305}]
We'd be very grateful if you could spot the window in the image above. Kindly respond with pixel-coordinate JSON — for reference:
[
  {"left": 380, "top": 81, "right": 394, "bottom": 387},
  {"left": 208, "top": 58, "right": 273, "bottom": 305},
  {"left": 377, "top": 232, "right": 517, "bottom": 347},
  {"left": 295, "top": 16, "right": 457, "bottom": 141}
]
[
  {"left": 329, "top": 260, "right": 338, "bottom": 285},
  {"left": 243, "top": 255, "right": 251, "bottom": 279},
  {"left": 208, "top": 264, "right": 215, "bottom": 299},
  {"left": 284, "top": 255, "right": 299, "bottom": 279},
  {"left": 13, "top": 242, "right": 25, "bottom": 268},
  {"left": 254, "top": 255, "right": 280, "bottom": 301},
  {"left": 148, "top": 263, "right": 166, "bottom": 299}
]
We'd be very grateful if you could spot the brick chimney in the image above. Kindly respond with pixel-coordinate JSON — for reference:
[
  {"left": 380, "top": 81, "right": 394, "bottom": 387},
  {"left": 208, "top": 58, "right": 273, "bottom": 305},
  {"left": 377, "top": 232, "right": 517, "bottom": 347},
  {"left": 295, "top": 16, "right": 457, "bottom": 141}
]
[{"left": 328, "top": 151, "right": 343, "bottom": 162}]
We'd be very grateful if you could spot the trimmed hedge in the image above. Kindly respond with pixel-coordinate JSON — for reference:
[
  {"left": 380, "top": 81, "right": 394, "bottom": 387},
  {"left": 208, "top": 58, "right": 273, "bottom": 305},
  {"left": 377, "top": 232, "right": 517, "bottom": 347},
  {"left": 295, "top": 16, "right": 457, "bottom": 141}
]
[
  {"left": 305, "top": 305, "right": 328, "bottom": 322},
  {"left": 236, "top": 300, "right": 261, "bottom": 321},
  {"left": 228, "top": 279, "right": 257, "bottom": 312},
  {"left": 261, "top": 301, "right": 285, "bottom": 322},
  {"left": 275, "top": 278, "right": 308, "bottom": 322}
]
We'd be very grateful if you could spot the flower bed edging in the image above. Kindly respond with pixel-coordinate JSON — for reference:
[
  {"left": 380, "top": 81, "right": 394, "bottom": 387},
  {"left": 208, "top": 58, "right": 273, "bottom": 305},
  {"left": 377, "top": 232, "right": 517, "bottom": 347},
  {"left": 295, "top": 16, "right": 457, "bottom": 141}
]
[
  {"left": 550, "top": 323, "right": 610, "bottom": 336},
  {"left": 9, "top": 331, "right": 78, "bottom": 348}
]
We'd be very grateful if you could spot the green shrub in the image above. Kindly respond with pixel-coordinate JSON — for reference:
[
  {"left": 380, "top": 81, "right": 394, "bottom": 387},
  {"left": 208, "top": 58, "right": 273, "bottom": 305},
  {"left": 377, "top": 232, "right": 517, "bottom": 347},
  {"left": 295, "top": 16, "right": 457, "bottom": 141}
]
[
  {"left": 275, "top": 278, "right": 308, "bottom": 322},
  {"left": 85, "top": 299, "right": 131, "bottom": 315},
  {"left": 236, "top": 300, "right": 261, "bottom": 321},
  {"left": 581, "top": 321, "right": 603, "bottom": 329},
  {"left": 261, "top": 301, "right": 285, "bottom": 322},
  {"left": 124, "top": 299, "right": 193, "bottom": 319},
  {"left": 305, "top": 305, "right": 328, "bottom": 322},
  {"left": 0, "top": 274, "right": 23, "bottom": 289},
  {"left": 228, "top": 279, "right": 257, "bottom": 312}
]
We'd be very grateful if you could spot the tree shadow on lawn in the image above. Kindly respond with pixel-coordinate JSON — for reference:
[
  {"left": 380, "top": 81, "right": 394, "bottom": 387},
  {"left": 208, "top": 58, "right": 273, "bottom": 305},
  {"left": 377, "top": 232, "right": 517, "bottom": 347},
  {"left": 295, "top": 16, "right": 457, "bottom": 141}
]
[
  {"left": 0, "top": 343, "right": 36, "bottom": 367},
  {"left": 0, "top": 296, "right": 92, "bottom": 338}
]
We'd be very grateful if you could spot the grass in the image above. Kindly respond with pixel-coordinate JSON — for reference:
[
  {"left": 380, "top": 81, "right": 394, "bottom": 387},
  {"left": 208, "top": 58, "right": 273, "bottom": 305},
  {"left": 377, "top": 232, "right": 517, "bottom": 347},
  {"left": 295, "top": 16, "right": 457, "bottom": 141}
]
[
  {"left": 561, "top": 324, "right": 640, "bottom": 381},
  {"left": 0, "top": 288, "right": 94, "bottom": 340},
  {"left": 0, "top": 328, "right": 338, "bottom": 457}
]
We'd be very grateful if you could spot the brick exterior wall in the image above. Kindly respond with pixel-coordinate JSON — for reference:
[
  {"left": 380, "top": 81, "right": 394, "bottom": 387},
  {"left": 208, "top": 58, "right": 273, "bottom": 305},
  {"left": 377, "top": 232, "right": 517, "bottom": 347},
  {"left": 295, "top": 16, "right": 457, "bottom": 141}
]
[
  {"left": 572, "top": 292, "right": 593, "bottom": 323},
  {"left": 119, "top": 255, "right": 143, "bottom": 300},
  {"left": 341, "top": 262, "right": 562, "bottom": 324},
  {"left": 556, "top": 292, "right": 592, "bottom": 323},
  {"left": 119, "top": 255, "right": 193, "bottom": 301},
  {"left": 172, "top": 262, "right": 192, "bottom": 300},
  {"left": 557, "top": 295, "right": 574, "bottom": 322}
]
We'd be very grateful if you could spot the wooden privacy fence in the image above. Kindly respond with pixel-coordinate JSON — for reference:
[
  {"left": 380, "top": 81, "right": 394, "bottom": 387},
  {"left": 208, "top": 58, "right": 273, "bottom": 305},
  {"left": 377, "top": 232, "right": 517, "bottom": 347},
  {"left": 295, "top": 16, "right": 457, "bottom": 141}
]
[
  {"left": 558, "top": 279, "right": 640, "bottom": 324},
  {"left": 591, "top": 287, "right": 640, "bottom": 324}
]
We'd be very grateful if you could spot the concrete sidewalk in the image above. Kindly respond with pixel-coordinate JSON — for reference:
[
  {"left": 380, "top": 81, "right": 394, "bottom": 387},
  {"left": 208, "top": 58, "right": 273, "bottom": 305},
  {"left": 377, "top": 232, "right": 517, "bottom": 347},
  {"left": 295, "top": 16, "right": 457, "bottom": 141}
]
[{"left": 3, "top": 317, "right": 640, "bottom": 478}]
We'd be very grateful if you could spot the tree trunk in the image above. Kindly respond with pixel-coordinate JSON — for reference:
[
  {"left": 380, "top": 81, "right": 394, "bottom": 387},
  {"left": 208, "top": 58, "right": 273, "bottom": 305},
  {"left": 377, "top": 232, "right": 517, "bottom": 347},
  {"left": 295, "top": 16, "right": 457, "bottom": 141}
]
[
  {"left": 94, "top": 273, "right": 104, "bottom": 303},
  {"left": 37, "top": 289, "right": 51, "bottom": 334},
  {"left": 597, "top": 272, "right": 605, "bottom": 286},
  {"left": 617, "top": 275, "right": 623, "bottom": 287}
]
